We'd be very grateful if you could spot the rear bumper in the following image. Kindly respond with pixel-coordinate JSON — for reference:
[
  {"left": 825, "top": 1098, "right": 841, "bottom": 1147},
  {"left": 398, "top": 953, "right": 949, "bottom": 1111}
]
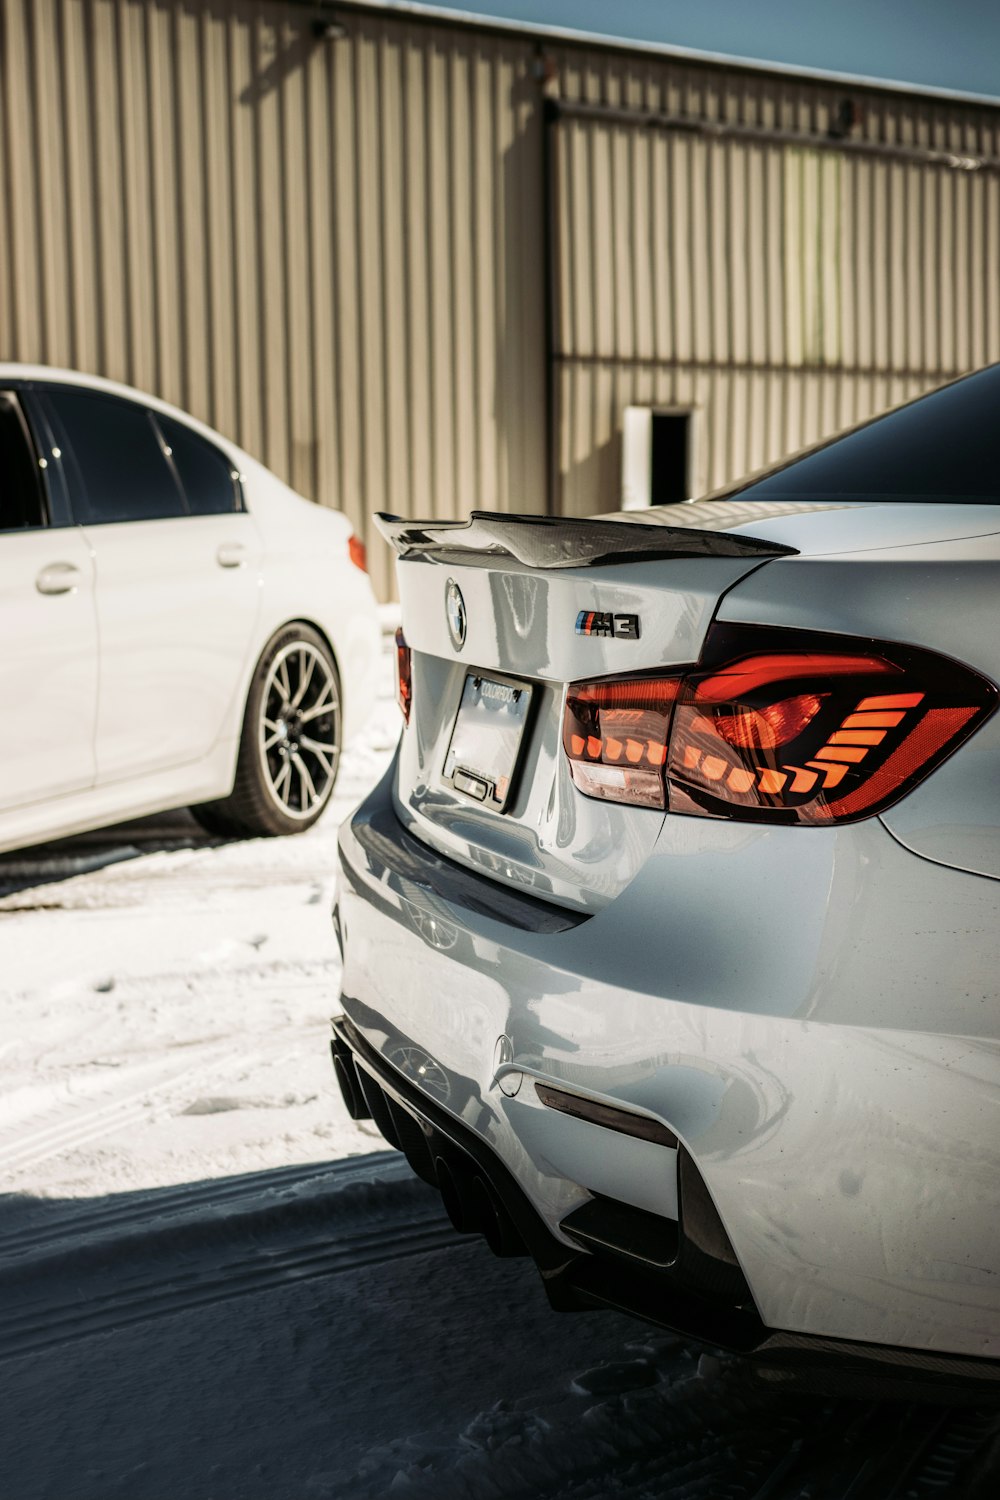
[
  {"left": 335, "top": 762, "right": 1000, "bottom": 1376},
  {"left": 332, "top": 1013, "right": 1000, "bottom": 1401}
]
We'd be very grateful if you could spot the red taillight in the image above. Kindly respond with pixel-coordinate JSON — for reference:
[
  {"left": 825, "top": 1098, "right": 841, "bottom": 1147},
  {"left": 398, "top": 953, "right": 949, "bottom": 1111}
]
[
  {"left": 348, "top": 534, "right": 368, "bottom": 572},
  {"left": 562, "top": 625, "right": 996, "bottom": 823},
  {"left": 563, "top": 678, "right": 682, "bottom": 808},
  {"left": 394, "top": 627, "right": 412, "bottom": 724},
  {"left": 711, "top": 694, "right": 824, "bottom": 751}
]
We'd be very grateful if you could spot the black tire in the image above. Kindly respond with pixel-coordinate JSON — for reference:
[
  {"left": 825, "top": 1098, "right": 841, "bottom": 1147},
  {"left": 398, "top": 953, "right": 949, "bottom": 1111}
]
[{"left": 190, "top": 623, "right": 342, "bottom": 839}]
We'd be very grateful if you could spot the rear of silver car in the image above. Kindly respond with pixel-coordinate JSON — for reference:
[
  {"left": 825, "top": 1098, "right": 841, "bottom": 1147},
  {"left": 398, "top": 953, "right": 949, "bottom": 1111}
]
[{"left": 332, "top": 409, "right": 1000, "bottom": 1397}]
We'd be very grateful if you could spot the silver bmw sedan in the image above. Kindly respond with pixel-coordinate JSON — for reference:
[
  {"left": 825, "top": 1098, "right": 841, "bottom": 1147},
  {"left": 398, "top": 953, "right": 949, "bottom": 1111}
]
[{"left": 332, "top": 365, "right": 1000, "bottom": 1400}]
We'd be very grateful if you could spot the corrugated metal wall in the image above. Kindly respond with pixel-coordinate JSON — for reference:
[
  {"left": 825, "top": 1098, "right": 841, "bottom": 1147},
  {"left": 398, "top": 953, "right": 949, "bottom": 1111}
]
[
  {"left": 3, "top": 2, "right": 1000, "bottom": 585},
  {"left": 547, "top": 51, "right": 1000, "bottom": 515},
  {"left": 0, "top": 0, "right": 547, "bottom": 599}
]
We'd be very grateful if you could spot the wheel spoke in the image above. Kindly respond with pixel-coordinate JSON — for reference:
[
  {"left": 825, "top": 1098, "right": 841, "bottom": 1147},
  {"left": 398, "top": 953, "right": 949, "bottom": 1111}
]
[
  {"left": 272, "top": 758, "right": 292, "bottom": 802},
  {"left": 299, "top": 735, "right": 336, "bottom": 778},
  {"left": 290, "top": 750, "right": 318, "bottom": 808},
  {"left": 276, "top": 658, "right": 292, "bottom": 703},
  {"left": 300, "top": 692, "right": 337, "bottom": 724},
  {"left": 290, "top": 651, "right": 316, "bottom": 709}
]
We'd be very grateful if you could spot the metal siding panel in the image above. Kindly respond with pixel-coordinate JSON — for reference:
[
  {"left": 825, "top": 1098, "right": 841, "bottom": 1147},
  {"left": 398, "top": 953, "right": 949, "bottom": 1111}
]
[
  {"left": 228, "top": 9, "right": 263, "bottom": 457},
  {"left": 938, "top": 169, "right": 956, "bottom": 372},
  {"left": 62, "top": 0, "right": 103, "bottom": 372},
  {"left": 650, "top": 129, "right": 671, "bottom": 360},
  {"left": 0, "top": 0, "right": 31, "bottom": 354},
  {"left": 401, "top": 35, "right": 431, "bottom": 535},
  {"left": 669, "top": 135, "right": 693, "bottom": 363},
  {"left": 449, "top": 44, "right": 476, "bottom": 514},
  {"left": 117, "top": 0, "right": 154, "bottom": 392},
  {"left": 280, "top": 13, "right": 314, "bottom": 501},
  {"left": 969, "top": 171, "right": 987, "bottom": 371},
  {"left": 953, "top": 170, "right": 972, "bottom": 375},
  {"left": 590, "top": 125, "right": 614, "bottom": 358},
  {"left": 987, "top": 175, "right": 1000, "bottom": 361},
  {"left": 782, "top": 150, "right": 804, "bottom": 367},
  {"left": 427, "top": 37, "right": 454, "bottom": 519},
  {"left": 630, "top": 127, "right": 653, "bottom": 362},
  {"left": 904, "top": 165, "right": 924, "bottom": 373},
  {"left": 612, "top": 125, "right": 634, "bottom": 360},
  {"left": 689, "top": 137, "right": 712, "bottom": 363},
  {"left": 728, "top": 142, "right": 750, "bottom": 365},
  {"left": 200, "top": 7, "right": 236, "bottom": 439},
  {"left": 491, "top": 45, "right": 515, "bottom": 514},
  {"left": 254, "top": 10, "right": 289, "bottom": 477},
  {"left": 174, "top": 2, "right": 210, "bottom": 415},
  {"left": 567, "top": 120, "right": 589, "bottom": 358},
  {"left": 513, "top": 51, "right": 547, "bottom": 511},
  {"left": 330, "top": 24, "right": 364, "bottom": 570},
  {"left": 378, "top": 33, "right": 411, "bottom": 533},
  {"left": 32, "top": 0, "right": 73, "bottom": 364},
  {"left": 305, "top": 27, "right": 338, "bottom": 519},
  {"left": 708, "top": 141, "right": 730, "bottom": 365},
  {"left": 355, "top": 22, "right": 387, "bottom": 567},
  {"left": 472, "top": 46, "right": 497, "bottom": 507}
]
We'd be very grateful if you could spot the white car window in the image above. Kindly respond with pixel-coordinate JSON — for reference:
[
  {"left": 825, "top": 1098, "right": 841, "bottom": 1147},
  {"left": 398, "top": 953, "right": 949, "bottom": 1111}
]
[
  {"left": 155, "top": 414, "right": 241, "bottom": 516},
  {"left": 42, "top": 388, "right": 185, "bottom": 525},
  {"left": 0, "top": 392, "right": 47, "bottom": 531}
]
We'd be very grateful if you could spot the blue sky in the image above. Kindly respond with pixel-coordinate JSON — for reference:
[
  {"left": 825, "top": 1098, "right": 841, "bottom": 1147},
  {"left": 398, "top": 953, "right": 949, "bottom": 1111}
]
[{"left": 416, "top": 1, "right": 1000, "bottom": 100}]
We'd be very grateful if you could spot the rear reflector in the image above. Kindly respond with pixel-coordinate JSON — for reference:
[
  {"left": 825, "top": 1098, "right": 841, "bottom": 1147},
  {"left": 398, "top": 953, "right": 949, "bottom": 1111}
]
[
  {"left": 348, "top": 534, "right": 368, "bottom": 572},
  {"left": 394, "top": 627, "right": 412, "bottom": 724},
  {"left": 562, "top": 624, "right": 996, "bottom": 824},
  {"left": 535, "top": 1081, "right": 678, "bottom": 1148}
]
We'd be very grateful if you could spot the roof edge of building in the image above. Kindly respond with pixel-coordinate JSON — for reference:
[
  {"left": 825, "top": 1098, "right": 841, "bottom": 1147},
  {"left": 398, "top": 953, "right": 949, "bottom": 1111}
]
[{"left": 298, "top": 0, "right": 1000, "bottom": 111}]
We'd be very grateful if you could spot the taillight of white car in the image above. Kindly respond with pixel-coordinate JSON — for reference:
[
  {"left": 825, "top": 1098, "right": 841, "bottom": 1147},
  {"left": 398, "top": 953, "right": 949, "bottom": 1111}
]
[
  {"left": 348, "top": 533, "right": 368, "bottom": 571},
  {"left": 394, "top": 628, "right": 413, "bottom": 724},
  {"left": 563, "top": 622, "right": 997, "bottom": 823}
]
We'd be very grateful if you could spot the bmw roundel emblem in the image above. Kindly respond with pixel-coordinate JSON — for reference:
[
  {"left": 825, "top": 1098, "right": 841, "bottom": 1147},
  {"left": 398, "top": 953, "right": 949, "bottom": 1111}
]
[{"left": 445, "top": 578, "right": 467, "bottom": 650}]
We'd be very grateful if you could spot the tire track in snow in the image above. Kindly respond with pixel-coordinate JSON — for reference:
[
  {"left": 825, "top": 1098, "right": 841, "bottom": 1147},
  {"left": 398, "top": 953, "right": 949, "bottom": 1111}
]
[
  {"left": 0, "top": 1152, "right": 408, "bottom": 1262},
  {"left": 0, "top": 1158, "right": 458, "bottom": 1361},
  {"left": 0, "top": 1214, "right": 459, "bottom": 1362},
  {"left": 0, "top": 1047, "right": 245, "bottom": 1173}
]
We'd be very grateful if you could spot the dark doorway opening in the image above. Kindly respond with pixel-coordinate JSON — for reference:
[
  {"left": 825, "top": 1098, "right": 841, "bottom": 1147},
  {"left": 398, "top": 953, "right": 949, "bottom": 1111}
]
[{"left": 650, "top": 412, "right": 690, "bottom": 506}]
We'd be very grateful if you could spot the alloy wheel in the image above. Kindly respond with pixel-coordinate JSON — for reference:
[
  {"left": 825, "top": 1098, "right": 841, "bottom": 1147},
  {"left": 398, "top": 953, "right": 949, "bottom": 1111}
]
[{"left": 258, "top": 641, "right": 340, "bottom": 820}]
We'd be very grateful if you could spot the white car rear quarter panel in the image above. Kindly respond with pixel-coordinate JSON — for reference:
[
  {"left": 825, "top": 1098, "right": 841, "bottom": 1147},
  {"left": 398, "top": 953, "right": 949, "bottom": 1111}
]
[
  {"left": 719, "top": 526, "right": 1000, "bottom": 879},
  {"left": 239, "top": 463, "right": 380, "bottom": 743}
]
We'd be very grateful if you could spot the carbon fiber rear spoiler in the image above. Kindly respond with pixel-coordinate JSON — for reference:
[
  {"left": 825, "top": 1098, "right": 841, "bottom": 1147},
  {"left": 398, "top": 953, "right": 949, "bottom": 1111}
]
[{"left": 374, "top": 511, "right": 797, "bottom": 570}]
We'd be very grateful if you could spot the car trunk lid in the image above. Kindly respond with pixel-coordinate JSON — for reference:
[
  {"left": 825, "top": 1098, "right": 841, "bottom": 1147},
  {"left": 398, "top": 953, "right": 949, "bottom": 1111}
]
[{"left": 380, "top": 510, "right": 795, "bottom": 914}]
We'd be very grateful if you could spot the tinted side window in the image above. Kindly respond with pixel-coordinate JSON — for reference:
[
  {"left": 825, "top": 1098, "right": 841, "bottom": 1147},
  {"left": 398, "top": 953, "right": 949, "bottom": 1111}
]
[
  {"left": 157, "top": 415, "right": 240, "bottom": 515},
  {"left": 0, "top": 393, "right": 47, "bottom": 531},
  {"left": 45, "top": 390, "right": 184, "bottom": 524}
]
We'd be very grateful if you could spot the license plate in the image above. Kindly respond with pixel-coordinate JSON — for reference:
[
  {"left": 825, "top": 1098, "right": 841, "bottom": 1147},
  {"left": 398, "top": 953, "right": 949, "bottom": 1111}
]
[{"left": 443, "top": 674, "right": 533, "bottom": 811}]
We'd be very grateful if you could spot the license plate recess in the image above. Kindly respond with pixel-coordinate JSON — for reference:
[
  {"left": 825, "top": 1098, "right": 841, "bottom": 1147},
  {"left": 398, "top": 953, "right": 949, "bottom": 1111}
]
[{"left": 443, "top": 673, "right": 533, "bottom": 811}]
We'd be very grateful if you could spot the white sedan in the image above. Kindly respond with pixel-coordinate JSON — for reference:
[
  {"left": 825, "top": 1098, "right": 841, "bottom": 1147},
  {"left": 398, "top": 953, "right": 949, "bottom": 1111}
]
[{"left": 0, "top": 366, "right": 381, "bottom": 851}]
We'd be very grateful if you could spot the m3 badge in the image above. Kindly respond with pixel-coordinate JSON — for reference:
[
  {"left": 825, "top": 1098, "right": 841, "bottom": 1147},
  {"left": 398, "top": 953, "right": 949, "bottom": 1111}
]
[{"left": 575, "top": 610, "right": 641, "bottom": 640}]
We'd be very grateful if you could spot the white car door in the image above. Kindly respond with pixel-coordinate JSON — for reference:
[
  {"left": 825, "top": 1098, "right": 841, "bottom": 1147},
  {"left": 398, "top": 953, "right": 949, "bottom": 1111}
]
[
  {"left": 34, "top": 388, "right": 260, "bottom": 785},
  {"left": 0, "top": 390, "right": 98, "bottom": 810}
]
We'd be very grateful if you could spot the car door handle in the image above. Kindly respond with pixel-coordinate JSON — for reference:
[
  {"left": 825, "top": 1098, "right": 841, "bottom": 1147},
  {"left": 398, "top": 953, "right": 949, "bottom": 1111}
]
[
  {"left": 216, "top": 543, "right": 247, "bottom": 569},
  {"left": 36, "top": 563, "right": 82, "bottom": 596}
]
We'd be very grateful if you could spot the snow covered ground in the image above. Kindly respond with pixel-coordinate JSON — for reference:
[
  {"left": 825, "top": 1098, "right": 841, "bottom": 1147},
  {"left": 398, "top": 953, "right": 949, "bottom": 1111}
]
[{"left": 2, "top": 628, "right": 999, "bottom": 1498}]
